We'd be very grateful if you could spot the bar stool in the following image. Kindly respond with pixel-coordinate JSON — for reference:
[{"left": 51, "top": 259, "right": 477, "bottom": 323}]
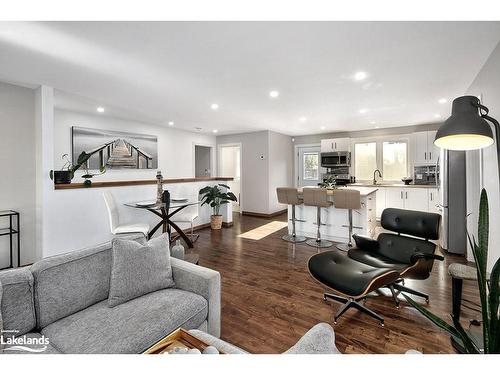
[
  {"left": 302, "top": 187, "right": 333, "bottom": 248},
  {"left": 276, "top": 187, "right": 306, "bottom": 243},
  {"left": 333, "top": 189, "right": 361, "bottom": 251}
]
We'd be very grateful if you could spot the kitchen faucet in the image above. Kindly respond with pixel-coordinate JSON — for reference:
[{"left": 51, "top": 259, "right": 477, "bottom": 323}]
[{"left": 373, "top": 169, "right": 382, "bottom": 185}]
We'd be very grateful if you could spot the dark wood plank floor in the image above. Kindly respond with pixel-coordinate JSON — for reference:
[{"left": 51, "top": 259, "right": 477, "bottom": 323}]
[{"left": 187, "top": 213, "right": 480, "bottom": 354}]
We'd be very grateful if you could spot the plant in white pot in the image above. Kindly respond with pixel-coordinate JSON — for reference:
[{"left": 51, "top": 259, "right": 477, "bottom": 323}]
[{"left": 199, "top": 184, "right": 237, "bottom": 230}]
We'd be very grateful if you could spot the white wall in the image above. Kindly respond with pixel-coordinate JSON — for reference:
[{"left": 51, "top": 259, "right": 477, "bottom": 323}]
[
  {"left": 0, "top": 82, "right": 36, "bottom": 267},
  {"left": 54, "top": 109, "right": 216, "bottom": 180},
  {"left": 268, "top": 131, "right": 293, "bottom": 213},
  {"left": 466, "top": 41, "right": 500, "bottom": 272},
  {"left": 217, "top": 131, "right": 270, "bottom": 214}
]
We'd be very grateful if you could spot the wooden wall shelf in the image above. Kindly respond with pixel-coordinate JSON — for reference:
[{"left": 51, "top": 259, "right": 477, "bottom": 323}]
[{"left": 54, "top": 177, "right": 234, "bottom": 190}]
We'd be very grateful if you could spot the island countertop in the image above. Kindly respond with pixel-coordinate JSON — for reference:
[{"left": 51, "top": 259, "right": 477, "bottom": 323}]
[{"left": 299, "top": 186, "right": 378, "bottom": 197}]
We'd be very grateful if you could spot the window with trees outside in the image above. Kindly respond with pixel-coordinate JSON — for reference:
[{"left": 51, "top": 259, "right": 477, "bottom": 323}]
[
  {"left": 383, "top": 141, "right": 408, "bottom": 180},
  {"left": 303, "top": 152, "right": 319, "bottom": 180},
  {"left": 354, "top": 142, "right": 377, "bottom": 181}
]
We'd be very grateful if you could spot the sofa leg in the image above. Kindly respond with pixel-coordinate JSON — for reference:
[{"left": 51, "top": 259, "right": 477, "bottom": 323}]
[{"left": 393, "top": 283, "right": 429, "bottom": 303}]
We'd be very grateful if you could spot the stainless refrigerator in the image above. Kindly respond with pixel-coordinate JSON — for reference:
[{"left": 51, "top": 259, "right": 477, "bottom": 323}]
[{"left": 438, "top": 149, "right": 467, "bottom": 254}]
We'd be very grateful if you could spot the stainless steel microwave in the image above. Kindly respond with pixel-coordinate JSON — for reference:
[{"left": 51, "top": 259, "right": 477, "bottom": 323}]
[{"left": 321, "top": 152, "right": 351, "bottom": 167}]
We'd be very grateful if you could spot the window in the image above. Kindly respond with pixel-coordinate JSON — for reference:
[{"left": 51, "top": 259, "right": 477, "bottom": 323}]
[
  {"left": 303, "top": 152, "right": 319, "bottom": 180},
  {"left": 354, "top": 142, "right": 377, "bottom": 181},
  {"left": 383, "top": 141, "right": 408, "bottom": 180}
]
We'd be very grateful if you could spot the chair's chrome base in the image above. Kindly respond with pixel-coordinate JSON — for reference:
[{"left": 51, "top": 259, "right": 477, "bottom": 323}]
[
  {"left": 323, "top": 292, "right": 384, "bottom": 326},
  {"left": 282, "top": 234, "right": 307, "bottom": 243},
  {"left": 336, "top": 243, "right": 353, "bottom": 252},
  {"left": 392, "top": 282, "right": 429, "bottom": 303},
  {"left": 306, "top": 239, "right": 333, "bottom": 248}
]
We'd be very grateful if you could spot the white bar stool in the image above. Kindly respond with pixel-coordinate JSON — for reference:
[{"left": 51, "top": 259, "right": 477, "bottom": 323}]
[
  {"left": 333, "top": 189, "right": 361, "bottom": 251},
  {"left": 276, "top": 187, "right": 306, "bottom": 243},
  {"left": 103, "top": 191, "right": 150, "bottom": 237},
  {"left": 302, "top": 187, "right": 333, "bottom": 248}
]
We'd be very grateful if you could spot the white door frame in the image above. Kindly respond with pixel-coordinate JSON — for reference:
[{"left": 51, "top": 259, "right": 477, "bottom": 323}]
[
  {"left": 217, "top": 142, "right": 243, "bottom": 213},
  {"left": 294, "top": 143, "right": 321, "bottom": 187},
  {"left": 192, "top": 142, "right": 216, "bottom": 177}
]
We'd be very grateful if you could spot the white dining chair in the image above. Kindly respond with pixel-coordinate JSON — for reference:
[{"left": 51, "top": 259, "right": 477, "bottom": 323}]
[
  {"left": 103, "top": 191, "right": 150, "bottom": 237},
  {"left": 171, "top": 203, "right": 199, "bottom": 242}
]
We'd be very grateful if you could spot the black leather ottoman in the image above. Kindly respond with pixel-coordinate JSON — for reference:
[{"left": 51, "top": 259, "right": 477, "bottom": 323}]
[{"left": 308, "top": 250, "right": 400, "bottom": 325}]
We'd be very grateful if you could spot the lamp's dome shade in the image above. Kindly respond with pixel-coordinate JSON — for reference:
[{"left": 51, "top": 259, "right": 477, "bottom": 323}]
[{"left": 434, "top": 96, "right": 494, "bottom": 150}]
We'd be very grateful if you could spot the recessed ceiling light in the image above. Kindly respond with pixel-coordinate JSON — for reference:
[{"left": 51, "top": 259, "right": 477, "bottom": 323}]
[
  {"left": 212, "top": 129, "right": 218, "bottom": 133},
  {"left": 320, "top": 126, "right": 326, "bottom": 130},
  {"left": 370, "top": 121, "right": 376, "bottom": 125},
  {"left": 168, "top": 121, "right": 174, "bottom": 126},
  {"left": 375, "top": 126, "right": 380, "bottom": 129},
  {"left": 354, "top": 71, "right": 368, "bottom": 81},
  {"left": 211, "top": 103, "right": 219, "bottom": 110},
  {"left": 299, "top": 116, "right": 307, "bottom": 122},
  {"left": 359, "top": 108, "right": 368, "bottom": 114},
  {"left": 434, "top": 114, "right": 442, "bottom": 119},
  {"left": 438, "top": 98, "right": 447, "bottom": 104},
  {"left": 96, "top": 107, "right": 105, "bottom": 113},
  {"left": 269, "top": 90, "right": 279, "bottom": 98}
]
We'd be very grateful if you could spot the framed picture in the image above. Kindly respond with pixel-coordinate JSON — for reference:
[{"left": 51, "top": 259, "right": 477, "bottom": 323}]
[{"left": 71, "top": 126, "right": 158, "bottom": 170}]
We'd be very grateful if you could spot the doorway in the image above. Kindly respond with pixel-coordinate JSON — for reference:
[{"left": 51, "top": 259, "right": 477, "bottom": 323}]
[
  {"left": 194, "top": 145, "right": 213, "bottom": 177},
  {"left": 295, "top": 144, "right": 322, "bottom": 187},
  {"left": 218, "top": 143, "right": 242, "bottom": 212}
]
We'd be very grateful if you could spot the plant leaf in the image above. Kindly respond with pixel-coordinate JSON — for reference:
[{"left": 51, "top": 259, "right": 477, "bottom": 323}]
[
  {"left": 452, "top": 316, "right": 481, "bottom": 354},
  {"left": 488, "top": 257, "right": 500, "bottom": 353}
]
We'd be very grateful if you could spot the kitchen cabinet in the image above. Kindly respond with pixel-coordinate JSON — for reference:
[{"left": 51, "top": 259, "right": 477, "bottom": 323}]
[
  {"left": 384, "top": 187, "right": 429, "bottom": 211},
  {"left": 320, "top": 137, "right": 350, "bottom": 153},
  {"left": 413, "top": 131, "right": 439, "bottom": 165},
  {"left": 427, "top": 188, "right": 441, "bottom": 214},
  {"left": 375, "top": 187, "right": 386, "bottom": 219}
]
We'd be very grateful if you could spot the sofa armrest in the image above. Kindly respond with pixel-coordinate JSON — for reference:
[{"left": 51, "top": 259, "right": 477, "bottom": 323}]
[
  {"left": 170, "top": 258, "right": 221, "bottom": 338},
  {"left": 352, "top": 234, "right": 379, "bottom": 252}
]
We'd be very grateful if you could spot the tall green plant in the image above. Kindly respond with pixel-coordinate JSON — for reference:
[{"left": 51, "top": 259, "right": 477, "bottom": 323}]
[
  {"left": 403, "top": 188, "right": 499, "bottom": 354},
  {"left": 199, "top": 184, "right": 237, "bottom": 216}
]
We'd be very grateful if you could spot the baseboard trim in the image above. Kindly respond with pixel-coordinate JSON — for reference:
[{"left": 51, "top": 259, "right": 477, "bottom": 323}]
[
  {"left": 241, "top": 209, "right": 287, "bottom": 218},
  {"left": 170, "top": 221, "right": 233, "bottom": 236}
]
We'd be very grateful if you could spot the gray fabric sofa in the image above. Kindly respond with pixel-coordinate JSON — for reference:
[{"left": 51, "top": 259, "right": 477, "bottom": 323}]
[{"left": 0, "top": 236, "right": 220, "bottom": 354}]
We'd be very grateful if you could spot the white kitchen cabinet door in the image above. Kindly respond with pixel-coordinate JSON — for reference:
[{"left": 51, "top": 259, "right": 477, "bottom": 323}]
[
  {"left": 427, "top": 188, "right": 440, "bottom": 214},
  {"left": 334, "top": 138, "right": 351, "bottom": 152},
  {"left": 385, "top": 188, "right": 404, "bottom": 209},
  {"left": 404, "top": 188, "right": 429, "bottom": 211},
  {"left": 375, "top": 187, "right": 386, "bottom": 219},
  {"left": 427, "top": 130, "right": 439, "bottom": 165},
  {"left": 320, "top": 139, "right": 334, "bottom": 153},
  {"left": 413, "top": 132, "right": 429, "bottom": 165}
]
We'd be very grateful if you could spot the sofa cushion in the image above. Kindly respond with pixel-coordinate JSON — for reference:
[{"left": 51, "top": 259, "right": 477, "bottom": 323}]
[
  {"left": 109, "top": 233, "right": 174, "bottom": 308},
  {"left": 41, "top": 288, "right": 208, "bottom": 354},
  {"left": 2, "top": 332, "right": 61, "bottom": 354},
  {"left": 30, "top": 234, "right": 146, "bottom": 330},
  {"left": 0, "top": 267, "right": 36, "bottom": 336}
]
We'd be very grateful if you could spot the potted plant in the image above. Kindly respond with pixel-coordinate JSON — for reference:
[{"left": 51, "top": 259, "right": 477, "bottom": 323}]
[
  {"left": 403, "top": 188, "right": 499, "bottom": 354},
  {"left": 199, "top": 184, "right": 237, "bottom": 230},
  {"left": 49, "top": 151, "right": 106, "bottom": 187}
]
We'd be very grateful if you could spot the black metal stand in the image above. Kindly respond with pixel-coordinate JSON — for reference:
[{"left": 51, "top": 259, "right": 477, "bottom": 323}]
[{"left": 0, "top": 210, "right": 20, "bottom": 270}]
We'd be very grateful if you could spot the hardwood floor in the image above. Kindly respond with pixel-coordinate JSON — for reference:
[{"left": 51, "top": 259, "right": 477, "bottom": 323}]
[{"left": 187, "top": 213, "right": 480, "bottom": 354}]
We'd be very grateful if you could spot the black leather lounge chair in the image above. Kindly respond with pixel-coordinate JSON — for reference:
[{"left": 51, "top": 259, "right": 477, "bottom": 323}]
[{"left": 308, "top": 208, "right": 442, "bottom": 325}]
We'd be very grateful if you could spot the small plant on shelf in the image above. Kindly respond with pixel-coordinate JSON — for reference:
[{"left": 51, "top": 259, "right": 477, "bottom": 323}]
[
  {"left": 49, "top": 152, "right": 106, "bottom": 187},
  {"left": 319, "top": 175, "right": 338, "bottom": 189},
  {"left": 199, "top": 184, "right": 237, "bottom": 230}
]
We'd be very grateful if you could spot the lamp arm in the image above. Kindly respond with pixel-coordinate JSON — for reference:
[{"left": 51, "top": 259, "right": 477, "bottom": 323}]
[{"left": 474, "top": 102, "right": 500, "bottom": 179}]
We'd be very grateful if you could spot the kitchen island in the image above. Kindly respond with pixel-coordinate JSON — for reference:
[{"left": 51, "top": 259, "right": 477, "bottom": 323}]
[{"left": 288, "top": 186, "right": 378, "bottom": 243}]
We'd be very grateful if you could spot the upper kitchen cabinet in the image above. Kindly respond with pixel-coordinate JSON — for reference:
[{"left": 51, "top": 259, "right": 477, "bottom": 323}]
[
  {"left": 320, "top": 138, "right": 351, "bottom": 153},
  {"left": 412, "top": 130, "right": 439, "bottom": 165}
]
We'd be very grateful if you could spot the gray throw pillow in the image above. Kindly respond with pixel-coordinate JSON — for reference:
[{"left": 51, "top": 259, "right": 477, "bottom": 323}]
[{"left": 108, "top": 233, "right": 175, "bottom": 307}]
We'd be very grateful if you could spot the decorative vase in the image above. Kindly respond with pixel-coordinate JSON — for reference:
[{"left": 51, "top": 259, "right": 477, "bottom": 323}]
[
  {"left": 171, "top": 240, "right": 185, "bottom": 260},
  {"left": 210, "top": 215, "right": 223, "bottom": 230},
  {"left": 53, "top": 170, "right": 72, "bottom": 184},
  {"left": 156, "top": 170, "right": 163, "bottom": 204}
]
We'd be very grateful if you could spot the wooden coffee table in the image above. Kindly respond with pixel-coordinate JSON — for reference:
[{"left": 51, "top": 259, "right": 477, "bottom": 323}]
[{"left": 143, "top": 328, "right": 225, "bottom": 354}]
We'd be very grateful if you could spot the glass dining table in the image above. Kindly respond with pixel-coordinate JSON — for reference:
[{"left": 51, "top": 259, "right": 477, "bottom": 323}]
[{"left": 124, "top": 199, "right": 200, "bottom": 248}]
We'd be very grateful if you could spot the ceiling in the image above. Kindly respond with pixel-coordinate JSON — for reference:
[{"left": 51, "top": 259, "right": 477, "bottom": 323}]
[{"left": 1, "top": 21, "right": 500, "bottom": 136}]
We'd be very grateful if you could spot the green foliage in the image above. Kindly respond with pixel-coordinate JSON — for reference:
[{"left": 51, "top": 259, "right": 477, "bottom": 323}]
[
  {"left": 404, "top": 188, "right": 499, "bottom": 353},
  {"left": 49, "top": 152, "right": 106, "bottom": 186},
  {"left": 199, "top": 184, "right": 238, "bottom": 216}
]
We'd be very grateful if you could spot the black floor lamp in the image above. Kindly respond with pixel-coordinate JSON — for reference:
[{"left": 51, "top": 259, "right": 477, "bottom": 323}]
[{"left": 433, "top": 95, "right": 499, "bottom": 353}]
